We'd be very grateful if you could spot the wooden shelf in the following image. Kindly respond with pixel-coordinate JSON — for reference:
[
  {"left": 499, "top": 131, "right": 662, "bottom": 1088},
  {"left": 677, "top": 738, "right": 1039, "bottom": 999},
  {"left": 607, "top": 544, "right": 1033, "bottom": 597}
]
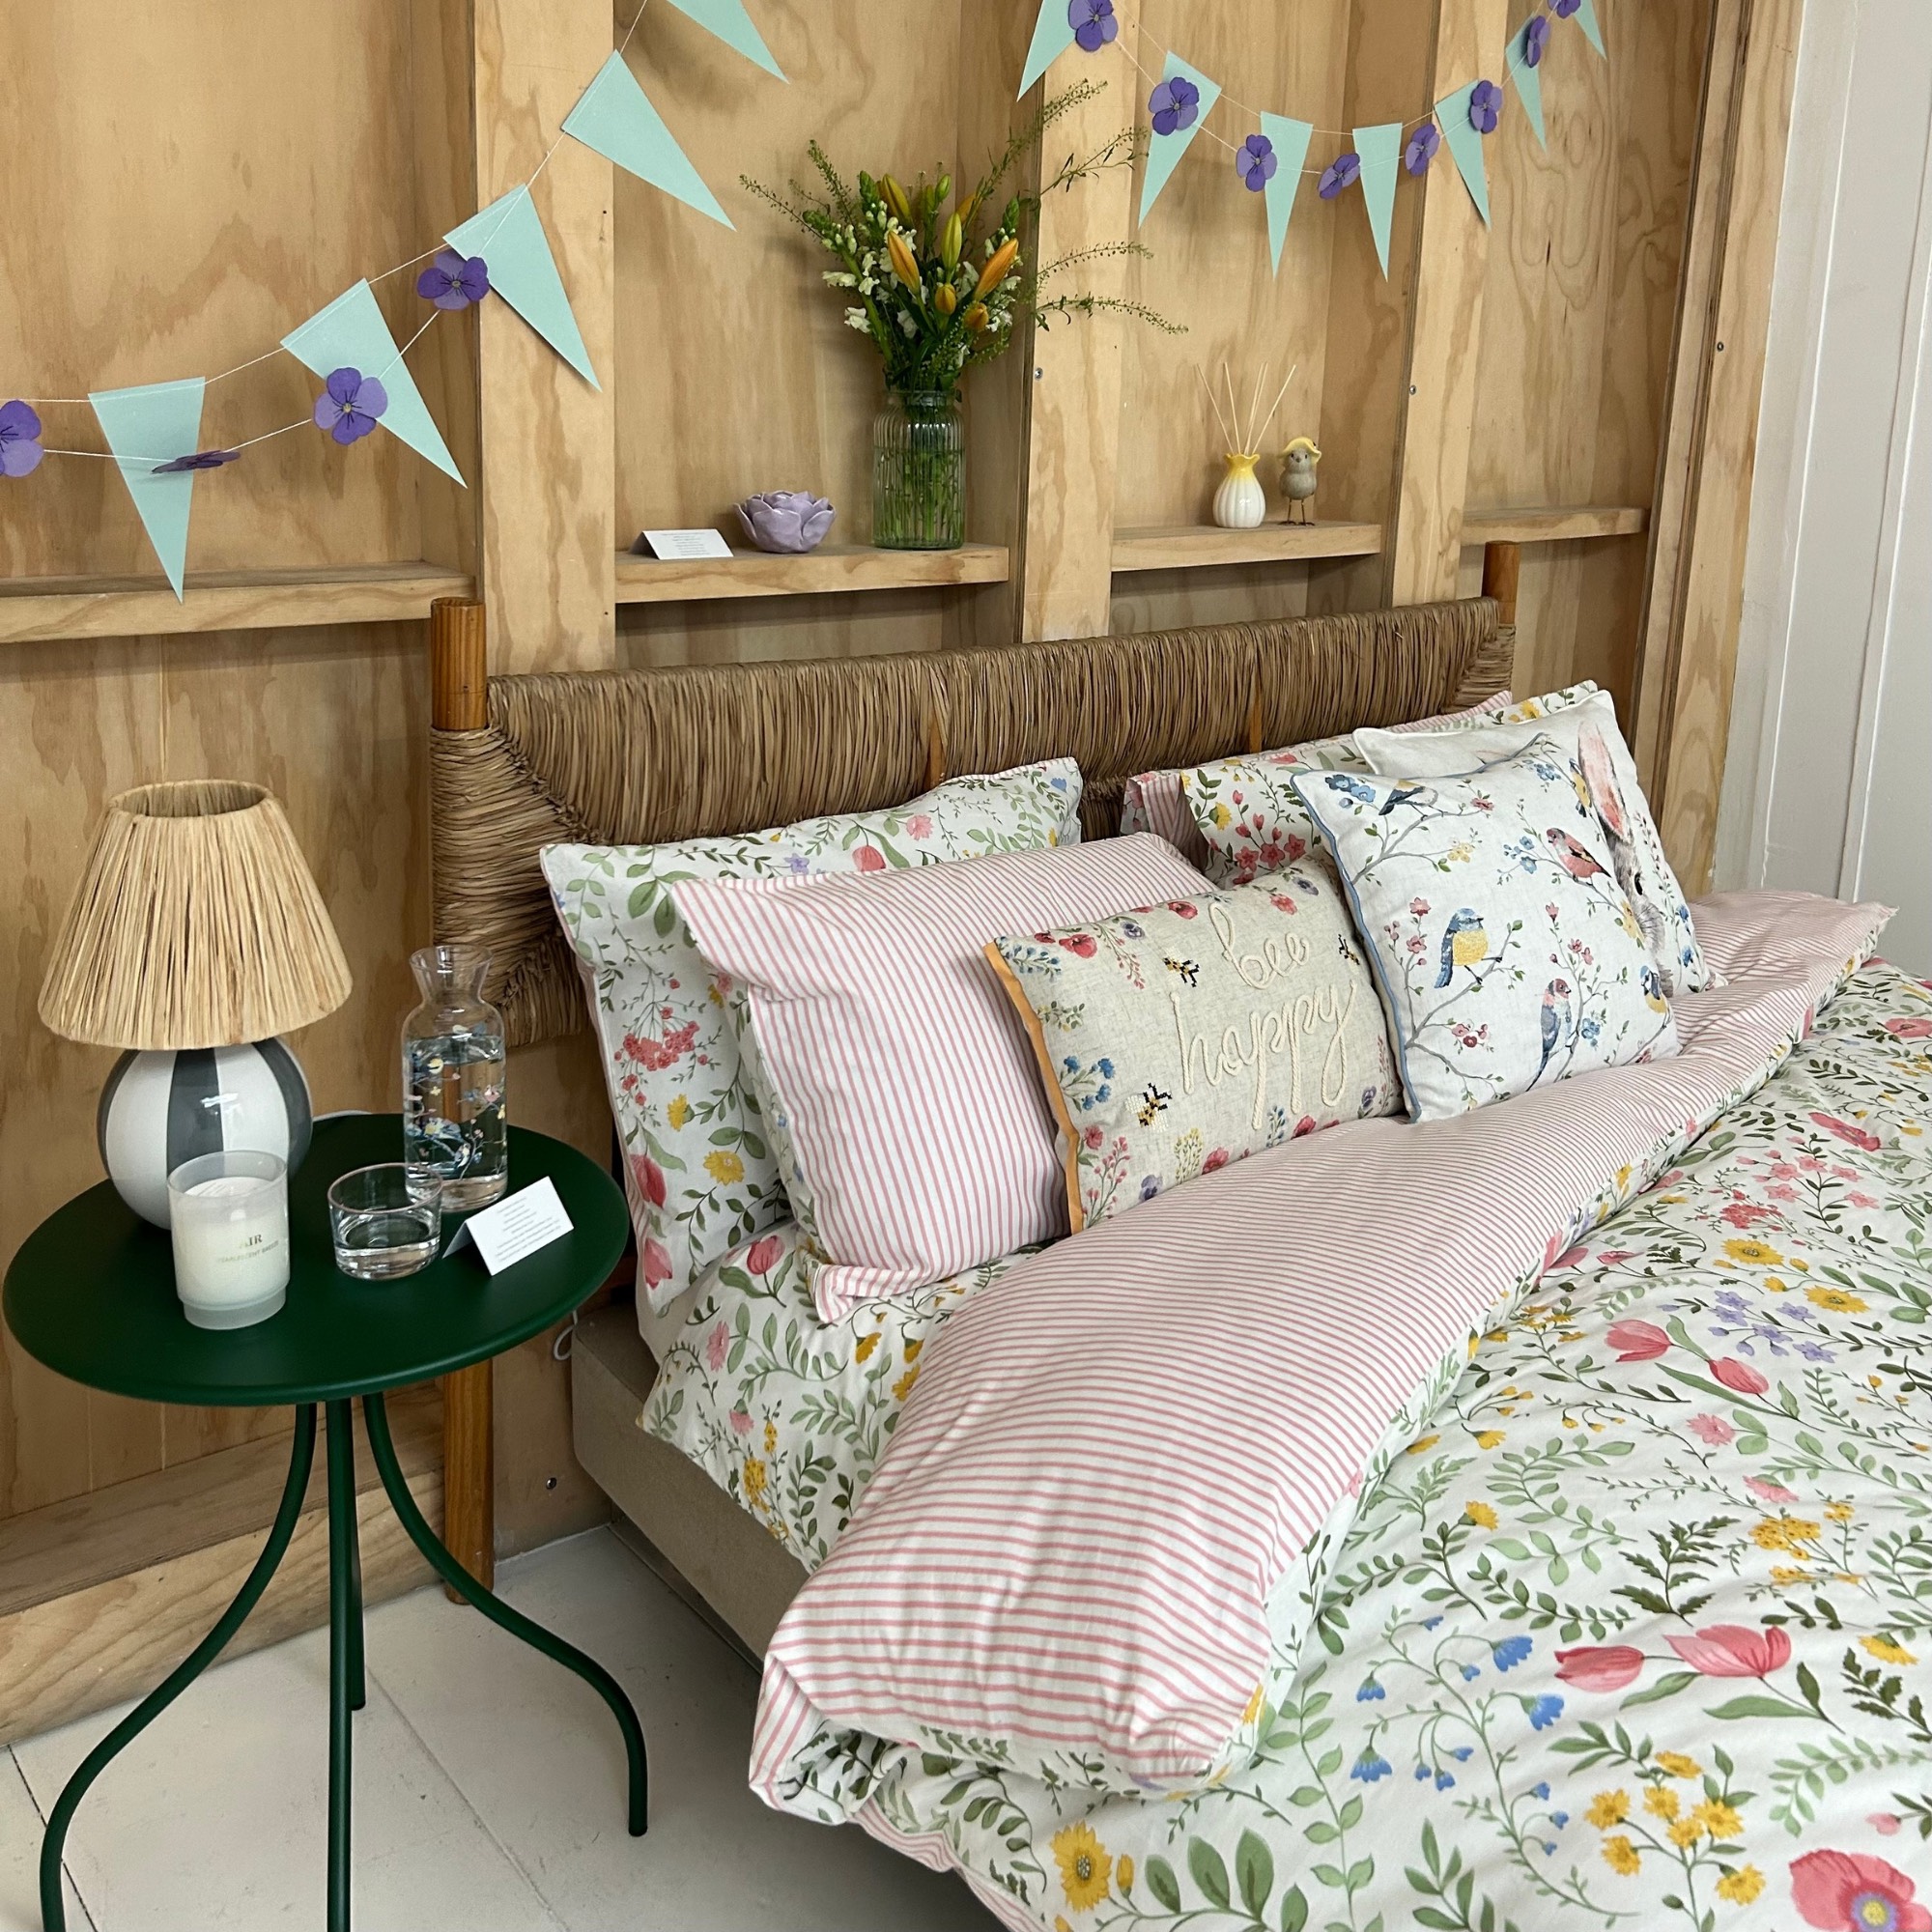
[
  {"left": 613, "top": 541, "right": 1009, "bottom": 605},
  {"left": 1110, "top": 522, "right": 1384, "bottom": 573},
  {"left": 0, "top": 561, "right": 474, "bottom": 645},
  {"left": 1462, "top": 505, "right": 1649, "bottom": 545}
]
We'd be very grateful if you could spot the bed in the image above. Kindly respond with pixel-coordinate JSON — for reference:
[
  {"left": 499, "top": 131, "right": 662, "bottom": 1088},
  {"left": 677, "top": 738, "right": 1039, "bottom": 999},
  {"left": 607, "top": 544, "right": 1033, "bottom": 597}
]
[{"left": 428, "top": 600, "right": 1932, "bottom": 1929}]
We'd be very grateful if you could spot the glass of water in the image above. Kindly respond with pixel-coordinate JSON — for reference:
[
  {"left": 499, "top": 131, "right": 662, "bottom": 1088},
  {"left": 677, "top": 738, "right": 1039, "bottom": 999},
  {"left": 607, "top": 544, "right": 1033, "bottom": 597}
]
[{"left": 327, "top": 1164, "right": 441, "bottom": 1280}]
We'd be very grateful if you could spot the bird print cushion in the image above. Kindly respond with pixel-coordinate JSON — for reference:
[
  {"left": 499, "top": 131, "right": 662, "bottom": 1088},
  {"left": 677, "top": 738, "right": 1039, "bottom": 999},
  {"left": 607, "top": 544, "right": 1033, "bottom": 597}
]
[
  {"left": 987, "top": 867, "right": 1402, "bottom": 1231},
  {"left": 1292, "top": 736, "right": 1678, "bottom": 1121},
  {"left": 1355, "top": 688, "right": 1714, "bottom": 997}
]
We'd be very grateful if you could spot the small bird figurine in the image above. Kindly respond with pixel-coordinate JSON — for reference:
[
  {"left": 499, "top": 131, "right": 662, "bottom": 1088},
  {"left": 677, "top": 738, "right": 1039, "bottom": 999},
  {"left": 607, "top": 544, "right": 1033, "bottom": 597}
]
[
  {"left": 1537, "top": 977, "right": 1576, "bottom": 1080},
  {"left": 1435, "top": 909, "right": 1489, "bottom": 987},
  {"left": 1546, "top": 827, "right": 1608, "bottom": 882},
  {"left": 1280, "top": 437, "right": 1321, "bottom": 524},
  {"left": 1640, "top": 962, "right": 1670, "bottom": 1014}
]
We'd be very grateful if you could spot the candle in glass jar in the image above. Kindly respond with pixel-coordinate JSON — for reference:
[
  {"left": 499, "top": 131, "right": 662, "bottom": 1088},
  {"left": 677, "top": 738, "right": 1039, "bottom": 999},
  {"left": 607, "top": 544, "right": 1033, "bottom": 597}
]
[{"left": 166, "top": 1151, "right": 290, "bottom": 1329}]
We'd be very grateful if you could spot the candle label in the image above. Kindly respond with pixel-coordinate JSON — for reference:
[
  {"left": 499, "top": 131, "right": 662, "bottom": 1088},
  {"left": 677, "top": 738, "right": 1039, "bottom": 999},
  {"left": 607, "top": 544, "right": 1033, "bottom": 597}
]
[{"left": 445, "top": 1177, "right": 573, "bottom": 1275}]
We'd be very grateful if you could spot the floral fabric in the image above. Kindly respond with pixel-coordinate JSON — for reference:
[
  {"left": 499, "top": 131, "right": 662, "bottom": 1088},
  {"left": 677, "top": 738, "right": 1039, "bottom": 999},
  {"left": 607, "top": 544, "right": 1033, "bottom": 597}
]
[
  {"left": 1295, "top": 737, "right": 1677, "bottom": 1120},
  {"left": 760, "top": 954, "right": 1932, "bottom": 1932},
  {"left": 541, "top": 761, "right": 1081, "bottom": 1311},
  {"left": 989, "top": 867, "right": 1400, "bottom": 1230},
  {"left": 1358, "top": 688, "right": 1714, "bottom": 997}
]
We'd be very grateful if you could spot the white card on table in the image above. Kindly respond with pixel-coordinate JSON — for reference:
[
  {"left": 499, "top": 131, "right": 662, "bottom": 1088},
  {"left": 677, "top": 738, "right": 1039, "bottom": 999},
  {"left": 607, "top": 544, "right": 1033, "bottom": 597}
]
[
  {"left": 637, "top": 527, "right": 733, "bottom": 561},
  {"left": 444, "top": 1176, "right": 573, "bottom": 1274}
]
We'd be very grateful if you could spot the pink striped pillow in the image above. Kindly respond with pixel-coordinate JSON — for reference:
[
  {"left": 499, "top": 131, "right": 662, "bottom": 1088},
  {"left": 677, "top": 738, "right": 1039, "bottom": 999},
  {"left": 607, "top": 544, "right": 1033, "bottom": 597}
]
[{"left": 673, "top": 835, "right": 1212, "bottom": 1320}]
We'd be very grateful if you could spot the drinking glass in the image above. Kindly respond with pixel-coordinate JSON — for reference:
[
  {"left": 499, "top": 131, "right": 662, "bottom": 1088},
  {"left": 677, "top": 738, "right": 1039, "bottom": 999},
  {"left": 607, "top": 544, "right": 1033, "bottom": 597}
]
[{"left": 328, "top": 1163, "right": 441, "bottom": 1280}]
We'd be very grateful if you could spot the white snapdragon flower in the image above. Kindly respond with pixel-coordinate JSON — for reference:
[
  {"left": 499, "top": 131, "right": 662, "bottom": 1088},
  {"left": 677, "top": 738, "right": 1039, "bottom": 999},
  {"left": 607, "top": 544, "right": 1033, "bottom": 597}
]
[{"left": 844, "top": 308, "right": 872, "bottom": 333}]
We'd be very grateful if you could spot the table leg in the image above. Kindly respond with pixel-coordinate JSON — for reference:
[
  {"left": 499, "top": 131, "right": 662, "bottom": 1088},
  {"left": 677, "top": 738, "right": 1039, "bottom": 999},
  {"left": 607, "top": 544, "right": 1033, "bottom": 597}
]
[
  {"left": 361, "top": 1390, "right": 648, "bottom": 1837},
  {"left": 326, "top": 1399, "right": 359, "bottom": 1932},
  {"left": 39, "top": 1406, "right": 319, "bottom": 1932}
]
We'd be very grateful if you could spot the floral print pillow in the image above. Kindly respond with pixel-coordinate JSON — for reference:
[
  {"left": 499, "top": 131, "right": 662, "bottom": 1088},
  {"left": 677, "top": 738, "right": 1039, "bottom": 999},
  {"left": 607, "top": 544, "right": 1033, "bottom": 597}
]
[
  {"left": 542, "top": 760, "right": 1081, "bottom": 1311},
  {"left": 1293, "top": 736, "right": 1678, "bottom": 1120},
  {"left": 989, "top": 868, "right": 1401, "bottom": 1228},
  {"left": 1182, "top": 683, "right": 1600, "bottom": 888}
]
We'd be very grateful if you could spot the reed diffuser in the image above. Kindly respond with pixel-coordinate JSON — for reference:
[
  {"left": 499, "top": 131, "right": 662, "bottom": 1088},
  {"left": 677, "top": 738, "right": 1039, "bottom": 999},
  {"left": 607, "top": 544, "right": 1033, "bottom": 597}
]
[{"left": 1199, "top": 359, "right": 1296, "bottom": 530}]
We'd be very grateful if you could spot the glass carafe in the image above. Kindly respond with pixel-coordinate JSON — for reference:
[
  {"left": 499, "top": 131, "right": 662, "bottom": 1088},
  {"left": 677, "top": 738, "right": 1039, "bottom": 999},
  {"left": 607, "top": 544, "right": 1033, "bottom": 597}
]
[{"left": 402, "top": 944, "right": 508, "bottom": 1209}]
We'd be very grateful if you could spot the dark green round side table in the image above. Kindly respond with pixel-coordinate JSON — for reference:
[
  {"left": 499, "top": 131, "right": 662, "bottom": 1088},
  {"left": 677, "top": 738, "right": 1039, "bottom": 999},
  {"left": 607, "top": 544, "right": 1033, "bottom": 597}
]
[{"left": 3, "top": 1114, "right": 642, "bottom": 1932}]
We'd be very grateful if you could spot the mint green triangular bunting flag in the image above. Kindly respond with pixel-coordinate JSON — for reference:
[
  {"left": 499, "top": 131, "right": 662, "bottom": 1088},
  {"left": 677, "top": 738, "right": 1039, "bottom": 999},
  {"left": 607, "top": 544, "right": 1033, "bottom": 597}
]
[
  {"left": 447, "top": 189, "right": 599, "bottom": 389},
  {"left": 1258, "top": 114, "right": 1314, "bottom": 274},
  {"left": 1436, "top": 81, "right": 1492, "bottom": 225},
  {"left": 1573, "top": 0, "right": 1606, "bottom": 57},
  {"left": 1508, "top": 21, "right": 1548, "bottom": 149},
  {"left": 1354, "top": 122, "right": 1402, "bottom": 277},
  {"left": 90, "top": 378, "right": 207, "bottom": 598},
  {"left": 1140, "top": 55, "right": 1222, "bottom": 225},
  {"left": 662, "top": 0, "right": 783, "bottom": 80},
  {"left": 1017, "top": 0, "right": 1075, "bottom": 97},
  {"left": 564, "top": 51, "right": 732, "bottom": 229},
  {"left": 281, "top": 281, "right": 464, "bottom": 483}
]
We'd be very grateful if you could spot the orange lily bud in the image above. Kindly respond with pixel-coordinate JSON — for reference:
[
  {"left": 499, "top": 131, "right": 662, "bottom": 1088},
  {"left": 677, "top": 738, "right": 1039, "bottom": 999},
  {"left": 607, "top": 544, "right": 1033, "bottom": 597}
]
[
  {"left": 886, "top": 231, "right": 923, "bottom": 297},
  {"left": 974, "top": 238, "right": 1020, "bottom": 299},
  {"left": 934, "top": 282, "right": 958, "bottom": 316}
]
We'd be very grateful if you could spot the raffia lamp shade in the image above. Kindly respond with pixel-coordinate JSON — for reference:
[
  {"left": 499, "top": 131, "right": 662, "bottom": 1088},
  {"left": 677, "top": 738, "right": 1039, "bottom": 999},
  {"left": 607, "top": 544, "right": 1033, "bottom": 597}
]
[{"left": 39, "top": 781, "right": 352, "bottom": 1051}]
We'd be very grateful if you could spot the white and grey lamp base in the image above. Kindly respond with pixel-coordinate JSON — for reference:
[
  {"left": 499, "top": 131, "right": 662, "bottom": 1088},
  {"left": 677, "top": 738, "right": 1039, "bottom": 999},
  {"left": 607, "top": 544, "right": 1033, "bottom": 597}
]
[{"left": 98, "top": 1038, "right": 313, "bottom": 1227}]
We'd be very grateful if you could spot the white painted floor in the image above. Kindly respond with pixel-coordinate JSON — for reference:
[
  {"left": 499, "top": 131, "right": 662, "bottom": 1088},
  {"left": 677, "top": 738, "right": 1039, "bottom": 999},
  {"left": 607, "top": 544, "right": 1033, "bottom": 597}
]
[{"left": 0, "top": 1528, "right": 997, "bottom": 1932}]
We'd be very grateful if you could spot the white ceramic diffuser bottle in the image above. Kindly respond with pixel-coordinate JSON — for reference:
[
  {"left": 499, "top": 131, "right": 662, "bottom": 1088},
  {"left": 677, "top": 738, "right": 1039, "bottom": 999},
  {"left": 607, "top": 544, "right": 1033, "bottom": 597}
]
[
  {"left": 1212, "top": 453, "right": 1267, "bottom": 529},
  {"left": 1200, "top": 357, "right": 1297, "bottom": 533}
]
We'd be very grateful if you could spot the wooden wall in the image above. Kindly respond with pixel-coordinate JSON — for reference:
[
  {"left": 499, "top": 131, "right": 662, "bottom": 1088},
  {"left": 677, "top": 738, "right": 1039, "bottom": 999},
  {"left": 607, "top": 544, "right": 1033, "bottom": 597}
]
[{"left": 2, "top": 0, "right": 1783, "bottom": 1733}]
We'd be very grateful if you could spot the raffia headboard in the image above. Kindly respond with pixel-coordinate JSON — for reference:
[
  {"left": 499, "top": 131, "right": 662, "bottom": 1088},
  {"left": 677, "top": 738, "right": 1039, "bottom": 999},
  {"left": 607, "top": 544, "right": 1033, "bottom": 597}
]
[{"left": 429, "top": 597, "right": 1509, "bottom": 1048}]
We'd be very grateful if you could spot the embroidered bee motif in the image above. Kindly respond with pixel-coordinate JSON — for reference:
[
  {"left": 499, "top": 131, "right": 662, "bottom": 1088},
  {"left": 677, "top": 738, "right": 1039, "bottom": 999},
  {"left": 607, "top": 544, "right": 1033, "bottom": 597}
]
[
  {"left": 1137, "top": 1083, "right": 1172, "bottom": 1128},
  {"left": 1164, "top": 956, "right": 1201, "bottom": 986}
]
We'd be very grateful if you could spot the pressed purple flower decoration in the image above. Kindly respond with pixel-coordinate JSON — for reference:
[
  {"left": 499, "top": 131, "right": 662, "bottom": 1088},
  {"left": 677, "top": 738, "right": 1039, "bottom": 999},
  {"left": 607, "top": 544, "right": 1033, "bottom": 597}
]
[
  {"left": 1149, "top": 74, "right": 1201, "bottom": 138},
  {"left": 1552, "top": 0, "right": 1582, "bottom": 15},
  {"left": 1404, "top": 121, "right": 1441, "bottom": 176},
  {"left": 416, "top": 250, "right": 491, "bottom": 311},
  {"left": 1468, "top": 79, "right": 1503, "bottom": 134},
  {"left": 1066, "top": 0, "right": 1117, "bottom": 54},
  {"left": 313, "top": 368, "right": 388, "bottom": 445},
  {"left": 0, "top": 399, "right": 44, "bottom": 478},
  {"left": 1236, "top": 133, "right": 1278, "bottom": 192},
  {"left": 1318, "top": 151, "right": 1361, "bottom": 201},
  {"left": 152, "top": 448, "right": 240, "bottom": 474},
  {"left": 1523, "top": 15, "right": 1550, "bottom": 66}
]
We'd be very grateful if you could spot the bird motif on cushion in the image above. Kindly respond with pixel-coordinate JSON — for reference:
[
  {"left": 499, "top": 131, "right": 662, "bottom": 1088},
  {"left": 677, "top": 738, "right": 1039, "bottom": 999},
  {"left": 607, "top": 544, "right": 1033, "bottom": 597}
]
[
  {"left": 1537, "top": 977, "right": 1576, "bottom": 1079},
  {"left": 1378, "top": 782, "right": 1432, "bottom": 815},
  {"left": 1546, "top": 827, "right": 1607, "bottom": 882},
  {"left": 1435, "top": 909, "right": 1489, "bottom": 988},
  {"left": 1640, "top": 962, "right": 1670, "bottom": 1015},
  {"left": 1322, "top": 773, "right": 1379, "bottom": 808}
]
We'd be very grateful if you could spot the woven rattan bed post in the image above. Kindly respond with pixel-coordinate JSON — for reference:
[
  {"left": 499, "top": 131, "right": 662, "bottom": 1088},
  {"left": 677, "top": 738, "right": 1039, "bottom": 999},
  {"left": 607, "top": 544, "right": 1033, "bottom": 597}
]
[
  {"left": 1481, "top": 542, "right": 1520, "bottom": 681},
  {"left": 429, "top": 597, "right": 496, "bottom": 1596}
]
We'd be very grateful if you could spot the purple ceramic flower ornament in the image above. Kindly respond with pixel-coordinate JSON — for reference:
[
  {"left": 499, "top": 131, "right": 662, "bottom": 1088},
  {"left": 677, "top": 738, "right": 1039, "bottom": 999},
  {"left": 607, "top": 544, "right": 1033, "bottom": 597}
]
[
  {"left": 1404, "top": 122, "right": 1441, "bottom": 176},
  {"left": 1468, "top": 79, "right": 1503, "bottom": 134},
  {"left": 1149, "top": 74, "right": 1200, "bottom": 138},
  {"left": 1523, "top": 15, "right": 1550, "bottom": 66},
  {"left": 313, "top": 368, "right": 388, "bottom": 445},
  {"left": 0, "top": 399, "right": 44, "bottom": 478},
  {"left": 1236, "top": 134, "right": 1277, "bottom": 192},
  {"left": 736, "top": 491, "right": 836, "bottom": 554},
  {"left": 1317, "top": 151, "right": 1361, "bottom": 200},
  {"left": 1067, "top": 0, "right": 1117, "bottom": 53},
  {"left": 416, "top": 250, "right": 490, "bottom": 311},
  {"left": 1552, "top": 0, "right": 1582, "bottom": 15},
  {"left": 152, "top": 448, "right": 241, "bottom": 474}
]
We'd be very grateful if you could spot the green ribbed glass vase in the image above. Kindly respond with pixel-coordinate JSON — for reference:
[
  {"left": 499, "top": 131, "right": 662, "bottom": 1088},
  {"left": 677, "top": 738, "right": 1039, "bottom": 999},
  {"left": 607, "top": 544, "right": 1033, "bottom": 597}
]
[{"left": 871, "top": 387, "right": 964, "bottom": 551}]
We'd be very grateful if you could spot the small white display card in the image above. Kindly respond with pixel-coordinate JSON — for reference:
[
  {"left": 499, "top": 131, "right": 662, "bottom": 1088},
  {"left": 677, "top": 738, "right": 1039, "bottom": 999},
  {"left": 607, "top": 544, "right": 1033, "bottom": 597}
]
[
  {"left": 638, "top": 527, "right": 733, "bottom": 561},
  {"left": 445, "top": 1177, "right": 574, "bottom": 1274}
]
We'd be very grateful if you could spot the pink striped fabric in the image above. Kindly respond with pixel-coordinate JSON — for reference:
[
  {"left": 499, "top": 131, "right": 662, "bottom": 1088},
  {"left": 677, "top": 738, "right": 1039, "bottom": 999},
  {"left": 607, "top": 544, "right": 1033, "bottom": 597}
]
[
  {"left": 673, "top": 836, "right": 1212, "bottom": 1321},
  {"left": 750, "top": 892, "right": 1890, "bottom": 1806}
]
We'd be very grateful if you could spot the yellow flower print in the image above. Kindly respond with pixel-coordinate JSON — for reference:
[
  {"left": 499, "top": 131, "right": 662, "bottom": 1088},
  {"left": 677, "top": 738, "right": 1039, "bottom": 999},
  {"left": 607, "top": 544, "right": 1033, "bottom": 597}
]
[
  {"left": 1463, "top": 1501, "right": 1498, "bottom": 1529},
  {"left": 1695, "top": 1799, "right": 1744, "bottom": 1836},
  {"left": 1826, "top": 1501, "right": 1856, "bottom": 1521},
  {"left": 1056, "top": 1919, "right": 1072, "bottom": 1932},
  {"left": 1601, "top": 1835, "right": 1641, "bottom": 1876},
  {"left": 1587, "top": 1790, "right": 1630, "bottom": 1830},
  {"left": 1117, "top": 1856, "right": 1134, "bottom": 1893},
  {"left": 1770, "top": 1565, "right": 1811, "bottom": 1586},
  {"left": 1644, "top": 1786, "right": 1680, "bottom": 1821},
  {"left": 1717, "top": 1866, "right": 1766, "bottom": 1905},
  {"left": 1051, "top": 1823, "right": 1112, "bottom": 1913},
  {"left": 1861, "top": 1634, "right": 1918, "bottom": 1665},
  {"left": 1211, "top": 803, "right": 1232, "bottom": 828},
  {"left": 741, "top": 1454, "right": 767, "bottom": 1511},
  {"left": 667, "top": 1094, "right": 692, "bottom": 1130},
  {"left": 1752, "top": 1515, "right": 1822, "bottom": 1552},
  {"left": 704, "top": 1149, "right": 746, "bottom": 1185},
  {"left": 893, "top": 1365, "right": 921, "bottom": 1402},
  {"left": 902, "top": 1339, "right": 923, "bottom": 1364},
  {"left": 1474, "top": 1430, "right": 1506, "bottom": 1449},
  {"left": 1656, "top": 1751, "right": 1701, "bottom": 1780},
  {"left": 1722, "top": 1238, "right": 1783, "bottom": 1266},
  {"left": 1789, "top": 1257, "right": 1810, "bottom": 1270},
  {"left": 853, "top": 1332, "right": 880, "bottom": 1363},
  {"left": 1805, "top": 1285, "right": 1868, "bottom": 1313},
  {"left": 1241, "top": 1684, "right": 1265, "bottom": 1725},
  {"left": 1762, "top": 1274, "right": 1790, "bottom": 1293},
  {"left": 1406, "top": 1435, "right": 1440, "bottom": 1455},
  {"left": 1667, "top": 1815, "right": 1704, "bottom": 1849},
  {"left": 763, "top": 1419, "right": 777, "bottom": 1457}
]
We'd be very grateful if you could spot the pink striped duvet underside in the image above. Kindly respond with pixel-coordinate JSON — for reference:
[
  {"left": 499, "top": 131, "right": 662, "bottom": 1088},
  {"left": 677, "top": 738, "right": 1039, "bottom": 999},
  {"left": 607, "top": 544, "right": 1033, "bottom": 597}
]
[
  {"left": 673, "top": 835, "right": 1212, "bottom": 1321},
  {"left": 752, "top": 890, "right": 1890, "bottom": 1796}
]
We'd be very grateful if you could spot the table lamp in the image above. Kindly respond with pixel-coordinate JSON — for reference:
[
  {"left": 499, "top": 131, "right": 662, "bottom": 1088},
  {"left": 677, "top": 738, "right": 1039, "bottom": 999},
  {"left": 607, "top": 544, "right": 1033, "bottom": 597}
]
[{"left": 38, "top": 781, "right": 353, "bottom": 1226}]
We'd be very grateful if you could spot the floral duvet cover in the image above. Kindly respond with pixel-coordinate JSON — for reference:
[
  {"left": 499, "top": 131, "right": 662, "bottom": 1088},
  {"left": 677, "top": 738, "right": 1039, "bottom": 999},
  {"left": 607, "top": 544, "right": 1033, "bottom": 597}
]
[{"left": 826, "top": 955, "right": 1932, "bottom": 1932}]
